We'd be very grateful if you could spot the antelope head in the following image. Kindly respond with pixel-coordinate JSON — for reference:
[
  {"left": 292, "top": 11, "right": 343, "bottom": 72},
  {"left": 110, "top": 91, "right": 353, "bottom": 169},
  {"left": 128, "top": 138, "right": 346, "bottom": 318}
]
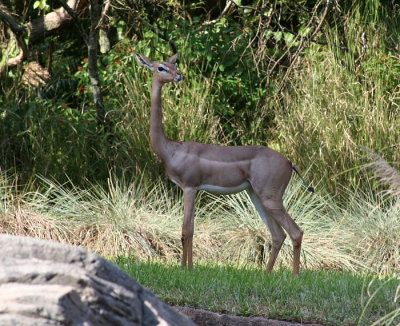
[{"left": 135, "top": 53, "right": 183, "bottom": 84}]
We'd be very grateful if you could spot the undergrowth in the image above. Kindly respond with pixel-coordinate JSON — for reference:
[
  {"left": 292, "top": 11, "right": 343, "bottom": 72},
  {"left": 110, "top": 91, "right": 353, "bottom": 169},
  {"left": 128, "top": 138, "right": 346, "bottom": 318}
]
[
  {"left": 1, "top": 170, "right": 398, "bottom": 275},
  {"left": 1, "top": 2, "right": 399, "bottom": 193}
]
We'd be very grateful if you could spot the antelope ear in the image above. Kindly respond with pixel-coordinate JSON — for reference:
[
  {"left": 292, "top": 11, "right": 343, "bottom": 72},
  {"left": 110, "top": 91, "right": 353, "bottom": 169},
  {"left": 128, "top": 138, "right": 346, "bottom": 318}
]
[
  {"left": 135, "top": 53, "right": 154, "bottom": 70},
  {"left": 167, "top": 53, "right": 179, "bottom": 64}
]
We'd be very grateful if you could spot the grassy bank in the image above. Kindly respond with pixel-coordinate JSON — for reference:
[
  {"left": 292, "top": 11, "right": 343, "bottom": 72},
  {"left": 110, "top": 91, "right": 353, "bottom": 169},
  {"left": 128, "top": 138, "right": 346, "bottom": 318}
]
[{"left": 116, "top": 258, "right": 400, "bottom": 326}]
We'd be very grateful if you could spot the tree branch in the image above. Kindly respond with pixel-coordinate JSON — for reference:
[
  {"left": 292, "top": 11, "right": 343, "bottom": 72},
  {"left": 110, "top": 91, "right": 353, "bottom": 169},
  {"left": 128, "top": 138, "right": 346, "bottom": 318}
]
[
  {"left": 0, "top": 6, "right": 27, "bottom": 73},
  {"left": 202, "top": 0, "right": 234, "bottom": 26},
  {"left": 56, "top": 0, "right": 89, "bottom": 45},
  {"left": 230, "top": 1, "right": 270, "bottom": 18},
  {"left": 29, "top": 0, "right": 81, "bottom": 43},
  {"left": 99, "top": 0, "right": 111, "bottom": 27},
  {"left": 0, "top": 6, "right": 25, "bottom": 35}
]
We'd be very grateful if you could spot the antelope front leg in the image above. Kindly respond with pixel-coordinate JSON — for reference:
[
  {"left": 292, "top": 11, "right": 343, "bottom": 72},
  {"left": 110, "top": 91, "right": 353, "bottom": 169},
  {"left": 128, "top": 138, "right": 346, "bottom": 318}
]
[{"left": 181, "top": 188, "right": 196, "bottom": 268}]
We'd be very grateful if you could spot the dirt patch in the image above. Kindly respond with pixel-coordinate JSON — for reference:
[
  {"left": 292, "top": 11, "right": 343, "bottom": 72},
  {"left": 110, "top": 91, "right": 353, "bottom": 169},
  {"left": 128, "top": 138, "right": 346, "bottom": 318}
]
[{"left": 175, "top": 306, "right": 324, "bottom": 326}]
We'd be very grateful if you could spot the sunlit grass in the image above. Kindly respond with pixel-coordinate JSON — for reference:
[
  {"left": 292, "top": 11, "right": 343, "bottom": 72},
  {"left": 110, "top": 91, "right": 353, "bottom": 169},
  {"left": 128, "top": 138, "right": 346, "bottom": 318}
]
[
  {"left": 116, "top": 258, "right": 400, "bottom": 326},
  {"left": 1, "top": 169, "right": 399, "bottom": 324},
  {"left": 271, "top": 22, "right": 400, "bottom": 195},
  {"left": 1, "top": 170, "right": 399, "bottom": 275}
]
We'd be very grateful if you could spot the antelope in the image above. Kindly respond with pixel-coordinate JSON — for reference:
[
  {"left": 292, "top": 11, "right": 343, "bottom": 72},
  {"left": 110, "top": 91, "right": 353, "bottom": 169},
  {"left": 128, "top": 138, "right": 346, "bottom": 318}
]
[{"left": 135, "top": 52, "right": 314, "bottom": 275}]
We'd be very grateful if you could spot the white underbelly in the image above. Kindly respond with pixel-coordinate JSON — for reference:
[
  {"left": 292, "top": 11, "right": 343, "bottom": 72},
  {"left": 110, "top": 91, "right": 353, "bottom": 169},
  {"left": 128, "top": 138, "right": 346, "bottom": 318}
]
[{"left": 197, "top": 181, "right": 251, "bottom": 195}]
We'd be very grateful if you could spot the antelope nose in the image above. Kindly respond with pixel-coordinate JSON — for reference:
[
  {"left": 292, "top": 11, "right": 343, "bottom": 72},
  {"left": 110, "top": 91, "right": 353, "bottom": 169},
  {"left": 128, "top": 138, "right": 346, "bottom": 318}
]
[{"left": 175, "top": 73, "right": 183, "bottom": 82}]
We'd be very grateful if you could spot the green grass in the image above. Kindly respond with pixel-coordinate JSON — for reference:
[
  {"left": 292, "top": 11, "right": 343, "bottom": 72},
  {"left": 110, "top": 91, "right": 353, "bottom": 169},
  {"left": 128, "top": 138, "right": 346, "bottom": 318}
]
[{"left": 116, "top": 258, "right": 400, "bottom": 326}]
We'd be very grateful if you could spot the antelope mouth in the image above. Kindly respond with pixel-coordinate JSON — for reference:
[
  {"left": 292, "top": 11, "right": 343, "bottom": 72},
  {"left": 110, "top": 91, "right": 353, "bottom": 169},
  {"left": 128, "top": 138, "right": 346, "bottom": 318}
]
[{"left": 174, "top": 73, "right": 183, "bottom": 82}]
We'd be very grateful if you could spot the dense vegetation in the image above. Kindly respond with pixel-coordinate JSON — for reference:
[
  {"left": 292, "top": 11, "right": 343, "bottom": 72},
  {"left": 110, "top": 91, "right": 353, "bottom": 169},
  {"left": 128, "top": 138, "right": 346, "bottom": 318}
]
[
  {"left": 1, "top": 0, "right": 398, "bottom": 193},
  {"left": 1, "top": 1, "right": 399, "bottom": 324}
]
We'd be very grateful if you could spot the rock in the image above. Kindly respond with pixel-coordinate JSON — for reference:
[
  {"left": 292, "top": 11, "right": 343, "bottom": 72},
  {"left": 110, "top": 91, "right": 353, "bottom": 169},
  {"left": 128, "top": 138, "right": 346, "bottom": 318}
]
[
  {"left": 0, "top": 234, "right": 196, "bottom": 326},
  {"left": 176, "top": 307, "right": 324, "bottom": 326}
]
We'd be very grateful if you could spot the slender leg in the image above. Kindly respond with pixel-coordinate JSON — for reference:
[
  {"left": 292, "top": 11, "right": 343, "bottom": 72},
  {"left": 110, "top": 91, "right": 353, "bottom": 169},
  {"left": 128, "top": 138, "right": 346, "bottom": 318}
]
[
  {"left": 248, "top": 190, "right": 286, "bottom": 273},
  {"left": 181, "top": 187, "right": 196, "bottom": 268},
  {"left": 264, "top": 203, "right": 303, "bottom": 276}
]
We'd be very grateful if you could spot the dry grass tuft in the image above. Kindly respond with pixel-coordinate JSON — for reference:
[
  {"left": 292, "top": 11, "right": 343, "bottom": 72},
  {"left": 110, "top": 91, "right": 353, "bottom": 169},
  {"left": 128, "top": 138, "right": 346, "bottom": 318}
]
[
  {"left": 0, "top": 170, "right": 399, "bottom": 274},
  {"left": 359, "top": 146, "right": 400, "bottom": 198}
]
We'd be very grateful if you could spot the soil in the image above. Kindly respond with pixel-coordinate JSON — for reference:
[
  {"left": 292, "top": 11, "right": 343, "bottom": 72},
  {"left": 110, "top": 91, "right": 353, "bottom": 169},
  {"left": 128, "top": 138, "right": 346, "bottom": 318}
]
[{"left": 176, "top": 306, "right": 324, "bottom": 326}]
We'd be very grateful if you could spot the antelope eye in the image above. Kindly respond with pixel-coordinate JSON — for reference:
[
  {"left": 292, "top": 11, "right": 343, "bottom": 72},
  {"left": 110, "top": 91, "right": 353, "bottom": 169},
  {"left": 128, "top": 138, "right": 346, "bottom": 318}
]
[{"left": 158, "top": 66, "right": 165, "bottom": 72}]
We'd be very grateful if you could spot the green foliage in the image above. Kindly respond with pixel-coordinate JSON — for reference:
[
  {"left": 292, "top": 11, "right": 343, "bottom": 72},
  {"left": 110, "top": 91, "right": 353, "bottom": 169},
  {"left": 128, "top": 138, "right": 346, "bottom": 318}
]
[
  {"left": 1, "top": 0, "right": 399, "bottom": 193},
  {"left": 33, "top": 0, "right": 49, "bottom": 11},
  {"left": 0, "top": 92, "right": 110, "bottom": 184},
  {"left": 171, "top": 19, "right": 273, "bottom": 142}
]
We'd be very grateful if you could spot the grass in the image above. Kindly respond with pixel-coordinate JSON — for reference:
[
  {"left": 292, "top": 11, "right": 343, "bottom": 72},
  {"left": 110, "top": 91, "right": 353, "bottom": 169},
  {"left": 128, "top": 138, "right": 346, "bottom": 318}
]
[
  {"left": 2, "top": 17, "right": 399, "bottom": 195},
  {"left": 116, "top": 258, "right": 400, "bottom": 326},
  {"left": 1, "top": 167, "right": 399, "bottom": 325},
  {"left": 1, "top": 169, "right": 399, "bottom": 325},
  {"left": 1, "top": 169, "right": 399, "bottom": 274},
  {"left": 272, "top": 50, "right": 400, "bottom": 196}
]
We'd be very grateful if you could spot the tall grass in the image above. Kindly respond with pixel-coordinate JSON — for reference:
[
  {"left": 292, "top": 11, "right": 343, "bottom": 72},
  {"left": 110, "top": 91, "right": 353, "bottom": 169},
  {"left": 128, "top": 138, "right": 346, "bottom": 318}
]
[
  {"left": 1, "top": 170, "right": 398, "bottom": 275},
  {"left": 2, "top": 19, "right": 399, "bottom": 194},
  {"left": 360, "top": 146, "right": 400, "bottom": 199},
  {"left": 271, "top": 48, "right": 399, "bottom": 193},
  {"left": 106, "top": 53, "right": 222, "bottom": 178},
  {"left": 0, "top": 86, "right": 113, "bottom": 185},
  {"left": 268, "top": 5, "right": 400, "bottom": 194}
]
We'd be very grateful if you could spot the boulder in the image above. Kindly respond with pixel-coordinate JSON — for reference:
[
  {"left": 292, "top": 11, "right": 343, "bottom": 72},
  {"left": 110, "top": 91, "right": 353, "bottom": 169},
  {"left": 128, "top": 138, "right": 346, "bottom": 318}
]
[
  {"left": 176, "top": 307, "right": 324, "bottom": 326},
  {"left": 0, "top": 234, "right": 196, "bottom": 326}
]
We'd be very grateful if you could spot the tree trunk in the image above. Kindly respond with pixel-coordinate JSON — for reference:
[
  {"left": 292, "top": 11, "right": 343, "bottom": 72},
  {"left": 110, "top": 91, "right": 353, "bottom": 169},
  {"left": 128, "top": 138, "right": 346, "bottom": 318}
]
[{"left": 88, "top": 0, "right": 110, "bottom": 130}]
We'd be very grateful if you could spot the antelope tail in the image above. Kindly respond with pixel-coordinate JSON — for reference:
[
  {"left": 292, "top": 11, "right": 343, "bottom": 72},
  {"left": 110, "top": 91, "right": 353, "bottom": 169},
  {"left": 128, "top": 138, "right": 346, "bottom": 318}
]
[{"left": 291, "top": 163, "right": 315, "bottom": 193}]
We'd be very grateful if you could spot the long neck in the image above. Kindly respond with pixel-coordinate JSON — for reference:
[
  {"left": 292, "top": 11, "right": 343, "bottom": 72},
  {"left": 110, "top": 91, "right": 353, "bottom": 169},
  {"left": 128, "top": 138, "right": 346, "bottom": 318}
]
[{"left": 150, "top": 79, "right": 170, "bottom": 160}]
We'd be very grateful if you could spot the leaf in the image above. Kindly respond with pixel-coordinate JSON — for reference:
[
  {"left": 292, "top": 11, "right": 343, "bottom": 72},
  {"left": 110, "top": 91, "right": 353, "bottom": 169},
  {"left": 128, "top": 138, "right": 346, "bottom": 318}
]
[
  {"left": 283, "top": 32, "right": 295, "bottom": 46},
  {"left": 33, "top": 1, "right": 40, "bottom": 9},
  {"left": 273, "top": 31, "right": 283, "bottom": 42},
  {"left": 298, "top": 26, "right": 311, "bottom": 37},
  {"left": 223, "top": 56, "right": 237, "bottom": 68}
]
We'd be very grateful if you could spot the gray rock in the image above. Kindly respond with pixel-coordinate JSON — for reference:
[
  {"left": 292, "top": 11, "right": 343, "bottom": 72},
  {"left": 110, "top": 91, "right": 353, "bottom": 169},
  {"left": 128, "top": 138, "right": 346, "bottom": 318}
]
[
  {"left": 176, "top": 307, "right": 323, "bottom": 326},
  {"left": 0, "top": 234, "right": 196, "bottom": 326}
]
